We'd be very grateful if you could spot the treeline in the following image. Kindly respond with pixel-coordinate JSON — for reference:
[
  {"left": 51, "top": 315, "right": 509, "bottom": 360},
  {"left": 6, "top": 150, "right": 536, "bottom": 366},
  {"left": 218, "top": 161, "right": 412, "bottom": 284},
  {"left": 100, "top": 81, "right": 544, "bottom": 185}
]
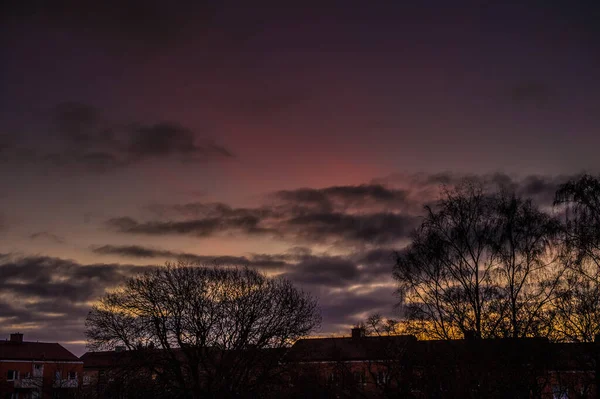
[{"left": 392, "top": 174, "right": 600, "bottom": 342}]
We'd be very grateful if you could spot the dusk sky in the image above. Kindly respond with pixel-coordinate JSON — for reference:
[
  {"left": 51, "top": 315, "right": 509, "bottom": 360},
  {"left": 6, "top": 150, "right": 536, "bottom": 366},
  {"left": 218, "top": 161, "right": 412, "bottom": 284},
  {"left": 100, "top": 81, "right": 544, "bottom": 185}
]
[{"left": 1, "top": 1, "right": 599, "bottom": 354}]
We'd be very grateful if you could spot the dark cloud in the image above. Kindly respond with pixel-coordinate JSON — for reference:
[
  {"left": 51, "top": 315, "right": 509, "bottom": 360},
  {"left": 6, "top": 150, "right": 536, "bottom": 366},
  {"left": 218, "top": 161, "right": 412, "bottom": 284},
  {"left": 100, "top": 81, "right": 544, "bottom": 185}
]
[
  {"left": 90, "top": 243, "right": 397, "bottom": 292},
  {"left": 282, "top": 257, "right": 362, "bottom": 287},
  {"left": 92, "top": 244, "right": 173, "bottom": 258},
  {"left": 91, "top": 245, "right": 288, "bottom": 270},
  {"left": 106, "top": 215, "right": 271, "bottom": 237},
  {"left": 1, "top": 102, "right": 232, "bottom": 172},
  {"left": 118, "top": 203, "right": 277, "bottom": 237},
  {"left": 146, "top": 202, "right": 273, "bottom": 220},
  {"left": 285, "top": 212, "right": 418, "bottom": 245},
  {"left": 0, "top": 255, "right": 141, "bottom": 301},
  {"left": 275, "top": 246, "right": 397, "bottom": 291},
  {"left": 29, "top": 231, "right": 66, "bottom": 244},
  {"left": 318, "top": 286, "right": 398, "bottom": 331},
  {"left": 108, "top": 209, "right": 415, "bottom": 246},
  {"left": 378, "top": 172, "right": 581, "bottom": 208},
  {"left": 515, "top": 174, "right": 582, "bottom": 206},
  {"left": 354, "top": 247, "right": 398, "bottom": 270},
  {"left": 113, "top": 184, "right": 419, "bottom": 246},
  {"left": 0, "top": 254, "right": 148, "bottom": 351},
  {"left": 127, "top": 123, "right": 232, "bottom": 160},
  {"left": 275, "top": 184, "right": 409, "bottom": 213}
]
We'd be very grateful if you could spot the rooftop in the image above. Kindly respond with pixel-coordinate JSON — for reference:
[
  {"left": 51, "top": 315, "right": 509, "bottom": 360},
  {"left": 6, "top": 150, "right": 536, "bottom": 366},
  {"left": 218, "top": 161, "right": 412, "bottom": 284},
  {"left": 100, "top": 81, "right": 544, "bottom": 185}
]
[{"left": 0, "top": 333, "right": 80, "bottom": 362}]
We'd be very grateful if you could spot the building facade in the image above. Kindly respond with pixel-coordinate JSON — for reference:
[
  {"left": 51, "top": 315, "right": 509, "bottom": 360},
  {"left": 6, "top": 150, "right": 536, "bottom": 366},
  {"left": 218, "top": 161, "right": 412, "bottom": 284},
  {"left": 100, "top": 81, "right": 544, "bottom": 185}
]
[
  {"left": 283, "top": 328, "right": 598, "bottom": 398},
  {"left": 77, "top": 328, "right": 600, "bottom": 398},
  {"left": 0, "top": 333, "right": 83, "bottom": 399}
]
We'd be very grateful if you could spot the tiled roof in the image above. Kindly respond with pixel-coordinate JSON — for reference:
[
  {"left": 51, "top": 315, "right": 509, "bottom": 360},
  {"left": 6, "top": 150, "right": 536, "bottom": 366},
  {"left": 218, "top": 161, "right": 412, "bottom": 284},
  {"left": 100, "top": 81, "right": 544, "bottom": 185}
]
[
  {"left": 81, "top": 347, "right": 287, "bottom": 369},
  {"left": 285, "top": 335, "right": 418, "bottom": 362},
  {"left": 80, "top": 351, "right": 132, "bottom": 368},
  {"left": 0, "top": 341, "right": 80, "bottom": 362},
  {"left": 286, "top": 335, "right": 597, "bottom": 370}
]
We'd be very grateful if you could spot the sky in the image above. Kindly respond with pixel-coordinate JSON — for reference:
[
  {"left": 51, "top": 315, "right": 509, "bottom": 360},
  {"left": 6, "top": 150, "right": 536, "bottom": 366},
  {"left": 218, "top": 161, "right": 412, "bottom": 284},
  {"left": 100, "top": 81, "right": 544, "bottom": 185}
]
[{"left": 0, "top": 1, "right": 599, "bottom": 355}]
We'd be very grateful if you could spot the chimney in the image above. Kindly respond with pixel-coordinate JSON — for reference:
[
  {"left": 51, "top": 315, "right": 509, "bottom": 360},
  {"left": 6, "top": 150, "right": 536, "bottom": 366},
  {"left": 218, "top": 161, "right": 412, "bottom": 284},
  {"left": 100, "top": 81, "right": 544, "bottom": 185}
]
[
  {"left": 115, "top": 346, "right": 125, "bottom": 352},
  {"left": 10, "top": 333, "right": 24, "bottom": 343},
  {"left": 351, "top": 327, "right": 365, "bottom": 339}
]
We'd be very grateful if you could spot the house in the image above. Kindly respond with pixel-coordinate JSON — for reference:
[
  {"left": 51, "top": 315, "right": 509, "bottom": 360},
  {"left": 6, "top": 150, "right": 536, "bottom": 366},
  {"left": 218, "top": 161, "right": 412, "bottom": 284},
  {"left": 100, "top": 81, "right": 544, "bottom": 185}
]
[
  {"left": 283, "top": 328, "right": 418, "bottom": 397},
  {"left": 80, "top": 346, "right": 288, "bottom": 398},
  {"left": 78, "top": 328, "right": 599, "bottom": 398},
  {"left": 0, "top": 333, "right": 83, "bottom": 399},
  {"left": 284, "top": 328, "right": 599, "bottom": 398},
  {"left": 80, "top": 347, "right": 168, "bottom": 398}
]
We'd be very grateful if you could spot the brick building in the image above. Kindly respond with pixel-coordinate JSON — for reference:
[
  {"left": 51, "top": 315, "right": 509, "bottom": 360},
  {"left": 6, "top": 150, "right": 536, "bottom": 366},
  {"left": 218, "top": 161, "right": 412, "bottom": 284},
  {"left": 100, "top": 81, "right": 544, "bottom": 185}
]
[
  {"left": 79, "top": 348, "right": 150, "bottom": 398},
  {"left": 0, "top": 333, "right": 83, "bottom": 399},
  {"left": 77, "top": 328, "right": 600, "bottom": 398},
  {"left": 283, "top": 328, "right": 599, "bottom": 398}
]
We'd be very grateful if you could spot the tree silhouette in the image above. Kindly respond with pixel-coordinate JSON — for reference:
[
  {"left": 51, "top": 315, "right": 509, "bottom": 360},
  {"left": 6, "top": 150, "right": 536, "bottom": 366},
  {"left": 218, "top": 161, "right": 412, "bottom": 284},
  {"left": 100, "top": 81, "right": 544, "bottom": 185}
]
[
  {"left": 394, "top": 182, "right": 563, "bottom": 340},
  {"left": 85, "top": 261, "right": 321, "bottom": 398},
  {"left": 554, "top": 174, "right": 600, "bottom": 342},
  {"left": 552, "top": 271, "right": 600, "bottom": 342},
  {"left": 555, "top": 174, "right": 600, "bottom": 283},
  {"left": 491, "top": 191, "right": 563, "bottom": 338}
]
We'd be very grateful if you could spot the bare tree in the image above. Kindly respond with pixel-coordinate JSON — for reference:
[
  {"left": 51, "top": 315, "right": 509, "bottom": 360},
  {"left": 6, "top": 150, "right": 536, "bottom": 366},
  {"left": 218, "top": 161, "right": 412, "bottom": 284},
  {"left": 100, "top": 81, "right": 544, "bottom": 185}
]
[
  {"left": 394, "top": 183, "right": 563, "bottom": 340},
  {"left": 85, "top": 262, "right": 321, "bottom": 398},
  {"left": 363, "top": 313, "right": 399, "bottom": 337},
  {"left": 394, "top": 182, "right": 501, "bottom": 339},
  {"left": 555, "top": 174, "right": 600, "bottom": 282},
  {"left": 551, "top": 269, "right": 600, "bottom": 343},
  {"left": 491, "top": 192, "right": 563, "bottom": 338},
  {"left": 553, "top": 174, "right": 600, "bottom": 342}
]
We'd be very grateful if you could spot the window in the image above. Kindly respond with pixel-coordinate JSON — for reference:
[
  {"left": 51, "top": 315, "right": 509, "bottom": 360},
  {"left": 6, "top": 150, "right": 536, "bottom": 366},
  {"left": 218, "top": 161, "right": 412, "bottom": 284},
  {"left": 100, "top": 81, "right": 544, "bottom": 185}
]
[
  {"left": 353, "top": 371, "right": 366, "bottom": 385},
  {"left": 33, "top": 364, "right": 43, "bottom": 377},
  {"left": 7, "top": 370, "right": 18, "bottom": 381},
  {"left": 327, "top": 372, "right": 336, "bottom": 385},
  {"left": 553, "top": 385, "right": 568, "bottom": 399},
  {"left": 68, "top": 371, "right": 77, "bottom": 380},
  {"left": 55, "top": 371, "right": 61, "bottom": 381},
  {"left": 83, "top": 375, "right": 91, "bottom": 385},
  {"left": 377, "top": 371, "right": 389, "bottom": 385}
]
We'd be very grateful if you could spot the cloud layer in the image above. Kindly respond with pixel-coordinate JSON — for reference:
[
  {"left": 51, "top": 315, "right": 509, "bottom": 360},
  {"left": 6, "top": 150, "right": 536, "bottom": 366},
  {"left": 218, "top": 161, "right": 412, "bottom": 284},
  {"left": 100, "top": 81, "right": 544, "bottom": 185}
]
[
  {"left": 107, "top": 184, "right": 422, "bottom": 247},
  {"left": 0, "top": 254, "right": 143, "bottom": 346},
  {"left": 106, "top": 174, "right": 573, "bottom": 246},
  {"left": 1, "top": 102, "right": 232, "bottom": 172}
]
